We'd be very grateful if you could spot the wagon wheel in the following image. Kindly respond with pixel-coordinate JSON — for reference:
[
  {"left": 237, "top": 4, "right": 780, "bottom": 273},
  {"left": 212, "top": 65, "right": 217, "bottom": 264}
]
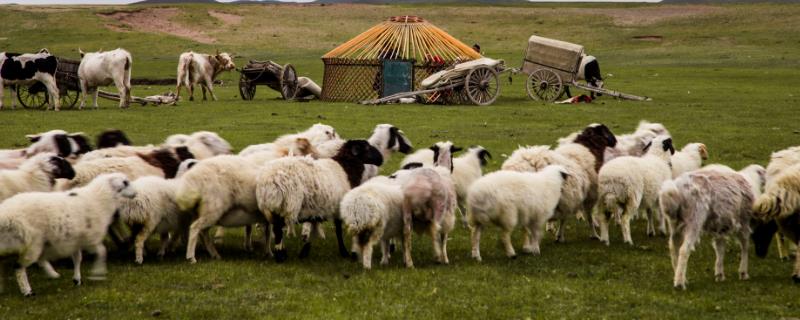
[
  {"left": 280, "top": 64, "right": 298, "bottom": 100},
  {"left": 59, "top": 88, "right": 80, "bottom": 109},
  {"left": 465, "top": 66, "right": 500, "bottom": 106},
  {"left": 16, "top": 83, "right": 48, "bottom": 109},
  {"left": 526, "top": 69, "right": 564, "bottom": 102},
  {"left": 239, "top": 73, "right": 255, "bottom": 101}
]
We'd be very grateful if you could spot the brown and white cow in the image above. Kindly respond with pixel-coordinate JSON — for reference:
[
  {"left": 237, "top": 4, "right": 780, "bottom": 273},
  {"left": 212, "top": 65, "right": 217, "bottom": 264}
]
[
  {"left": 0, "top": 49, "right": 61, "bottom": 111},
  {"left": 175, "top": 50, "right": 235, "bottom": 101},
  {"left": 78, "top": 48, "right": 133, "bottom": 109}
]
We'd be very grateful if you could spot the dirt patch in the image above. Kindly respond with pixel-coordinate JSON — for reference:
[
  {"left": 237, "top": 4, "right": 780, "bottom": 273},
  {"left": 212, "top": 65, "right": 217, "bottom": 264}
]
[
  {"left": 98, "top": 8, "right": 215, "bottom": 44},
  {"left": 209, "top": 10, "right": 243, "bottom": 26},
  {"left": 564, "top": 5, "right": 722, "bottom": 26}
]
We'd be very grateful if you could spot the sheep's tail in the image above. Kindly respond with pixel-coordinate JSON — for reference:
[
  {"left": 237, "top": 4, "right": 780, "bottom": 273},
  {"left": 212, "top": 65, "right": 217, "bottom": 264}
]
[
  {"left": 175, "top": 180, "right": 201, "bottom": 213},
  {"left": 658, "top": 180, "right": 682, "bottom": 221},
  {"left": 753, "top": 191, "right": 785, "bottom": 218},
  {"left": 257, "top": 173, "right": 303, "bottom": 222},
  {"left": 601, "top": 191, "right": 623, "bottom": 223},
  {"left": 341, "top": 198, "right": 383, "bottom": 235}
]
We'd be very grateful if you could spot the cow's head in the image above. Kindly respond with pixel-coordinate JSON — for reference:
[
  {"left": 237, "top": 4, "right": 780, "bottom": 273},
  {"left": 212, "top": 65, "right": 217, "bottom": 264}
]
[{"left": 215, "top": 50, "right": 236, "bottom": 71}]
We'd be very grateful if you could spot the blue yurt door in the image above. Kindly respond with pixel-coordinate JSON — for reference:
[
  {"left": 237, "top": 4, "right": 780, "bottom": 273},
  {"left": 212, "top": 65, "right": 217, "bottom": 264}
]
[{"left": 381, "top": 60, "right": 414, "bottom": 98}]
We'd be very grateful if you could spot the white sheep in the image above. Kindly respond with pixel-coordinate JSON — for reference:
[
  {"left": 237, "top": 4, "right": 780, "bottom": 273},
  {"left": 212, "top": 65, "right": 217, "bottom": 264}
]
[
  {"left": 398, "top": 141, "right": 459, "bottom": 268},
  {"left": 702, "top": 164, "right": 766, "bottom": 198},
  {"left": 671, "top": 143, "right": 708, "bottom": 178},
  {"left": 1, "top": 130, "right": 89, "bottom": 166},
  {"left": 467, "top": 165, "right": 568, "bottom": 261},
  {"left": 240, "top": 123, "right": 339, "bottom": 157},
  {"left": 502, "top": 145, "right": 590, "bottom": 242},
  {"left": 80, "top": 145, "right": 158, "bottom": 162},
  {"left": 0, "top": 173, "right": 136, "bottom": 296},
  {"left": 340, "top": 176, "right": 405, "bottom": 269},
  {"left": 256, "top": 140, "right": 384, "bottom": 262},
  {"left": 603, "top": 120, "right": 668, "bottom": 162},
  {"left": 765, "top": 145, "right": 800, "bottom": 182},
  {"left": 596, "top": 135, "right": 675, "bottom": 245},
  {"left": 362, "top": 124, "right": 413, "bottom": 181},
  {"left": 179, "top": 131, "right": 232, "bottom": 159},
  {"left": 660, "top": 168, "right": 754, "bottom": 289},
  {"left": 0, "top": 153, "right": 75, "bottom": 202},
  {"left": 60, "top": 147, "right": 192, "bottom": 189},
  {"left": 177, "top": 155, "right": 270, "bottom": 263}
]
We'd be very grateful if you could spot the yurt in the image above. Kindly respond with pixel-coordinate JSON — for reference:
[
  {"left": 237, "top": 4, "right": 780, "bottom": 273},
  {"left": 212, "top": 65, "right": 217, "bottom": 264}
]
[{"left": 321, "top": 16, "right": 482, "bottom": 102}]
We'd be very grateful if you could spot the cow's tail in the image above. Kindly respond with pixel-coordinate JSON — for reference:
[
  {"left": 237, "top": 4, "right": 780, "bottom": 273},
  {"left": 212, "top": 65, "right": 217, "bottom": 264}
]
[
  {"left": 124, "top": 54, "right": 132, "bottom": 101},
  {"left": 182, "top": 53, "right": 194, "bottom": 88}
]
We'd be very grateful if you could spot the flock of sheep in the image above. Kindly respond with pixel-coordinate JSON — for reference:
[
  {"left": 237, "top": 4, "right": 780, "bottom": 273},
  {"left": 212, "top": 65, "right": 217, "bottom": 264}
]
[{"left": 0, "top": 120, "right": 798, "bottom": 296}]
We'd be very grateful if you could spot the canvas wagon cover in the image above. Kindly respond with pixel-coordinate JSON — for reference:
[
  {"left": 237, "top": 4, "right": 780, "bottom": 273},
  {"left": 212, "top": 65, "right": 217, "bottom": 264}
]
[{"left": 524, "top": 35, "right": 584, "bottom": 73}]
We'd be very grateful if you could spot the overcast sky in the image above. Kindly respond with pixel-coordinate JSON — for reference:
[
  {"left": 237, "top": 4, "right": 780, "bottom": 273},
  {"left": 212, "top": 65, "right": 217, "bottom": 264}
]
[{"left": 0, "top": 0, "right": 660, "bottom": 4}]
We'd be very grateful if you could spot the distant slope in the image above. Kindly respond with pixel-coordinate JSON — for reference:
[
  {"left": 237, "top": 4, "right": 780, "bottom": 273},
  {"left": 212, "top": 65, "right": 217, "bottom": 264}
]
[{"left": 134, "top": 0, "right": 218, "bottom": 4}]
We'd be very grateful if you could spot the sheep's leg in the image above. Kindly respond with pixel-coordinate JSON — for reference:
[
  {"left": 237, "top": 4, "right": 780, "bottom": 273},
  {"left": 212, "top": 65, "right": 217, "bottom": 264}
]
[
  {"left": 711, "top": 236, "right": 726, "bottom": 282},
  {"left": 134, "top": 223, "right": 157, "bottom": 264},
  {"left": 262, "top": 222, "right": 273, "bottom": 258},
  {"left": 658, "top": 213, "right": 668, "bottom": 236},
  {"left": 87, "top": 243, "right": 107, "bottom": 280},
  {"left": 15, "top": 265, "right": 33, "bottom": 297},
  {"left": 645, "top": 208, "right": 656, "bottom": 237},
  {"left": 668, "top": 223, "right": 680, "bottom": 271},
  {"left": 271, "top": 216, "right": 288, "bottom": 263},
  {"left": 470, "top": 224, "right": 483, "bottom": 262},
  {"left": 793, "top": 243, "right": 800, "bottom": 283},
  {"left": 299, "top": 221, "right": 317, "bottom": 259},
  {"left": 37, "top": 260, "right": 60, "bottom": 279},
  {"left": 243, "top": 225, "right": 253, "bottom": 252},
  {"left": 738, "top": 231, "right": 750, "bottom": 280},
  {"left": 621, "top": 206, "right": 634, "bottom": 246},
  {"left": 334, "top": 218, "right": 350, "bottom": 258},
  {"left": 596, "top": 209, "right": 611, "bottom": 246},
  {"left": 361, "top": 241, "right": 373, "bottom": 270},
  {"left": 428, "top": 223, "right": 444, "bottom": 264},
  {"left": 71, "top": 251, "right": 82, "bottom": 286},
  {"left": 777, "top": 233, "right": 789, "bottom": 260},
  {"left": 440, "top": 232, "right": 450, "bottom": 265},
  {"left": 674, "top": 228, "right": 699, "bottom": 290},
  {"left": 186, "top": 219, "right": 208, "bottom": 263},
  {"left": 158, "top": 232, "right": 172, "bottom": 260},
  {"left": 522, "top": 225, "right": 534, "bottom": 254},
  {"left": 529, "top": 219, "right": 543, "bottom": 255},
  {"left": 501, "top": 229, "right": 517, "bottom": 259},
  {"left": 199, "top": 230, "right": 222, "bottom": 260},
  {"left": 213, "top": 227, "right": 225, "bottom": 245},
  {"left": 402, "top": 199, "right": 414, "bottom": 268},
  {"left": 555, "top": 218, "right": 566, "bottom": 243},
  {"left": 380, "top": 239, "right": 391, "bottom": 266}
]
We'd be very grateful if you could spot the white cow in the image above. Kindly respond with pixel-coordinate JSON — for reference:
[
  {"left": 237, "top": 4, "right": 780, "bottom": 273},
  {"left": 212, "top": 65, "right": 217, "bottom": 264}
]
[
  {"left": 0, "top": 49, "right": 61, "bottom": 111},
  {"left": 78, "top": 48, "right": 132, "bottom": 109},
  {"left": 175, "top": 50, "right": 235, "bottom": 101}
]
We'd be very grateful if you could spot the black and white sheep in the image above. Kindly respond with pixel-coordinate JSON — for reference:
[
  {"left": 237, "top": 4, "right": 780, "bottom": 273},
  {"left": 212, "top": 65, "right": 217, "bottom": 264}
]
[
  {"left": 0, "top": 173, "right": 136, "bottom": 296},
  {"left": 597, "top": 136, "right": 675, "bottom": 245},
  {"left": 660, "top": 168, "right": 755, "bottom": 289},
  {"left": 467, "top": 165, "right": 568, "bottom": 261},
  {"left": 752, "top": 163, "right": 800, "bottom": 282},
  {"left": 256, "top": 140, "right": 383, "bottom": 262},
  {"left": 0, "top": 153, "right": 75, "bottom": 202}
]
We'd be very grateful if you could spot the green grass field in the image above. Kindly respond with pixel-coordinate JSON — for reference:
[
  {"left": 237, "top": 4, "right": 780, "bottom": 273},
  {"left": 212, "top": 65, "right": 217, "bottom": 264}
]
[{"left": 1, "top": 2, "right": 799, "bottom": 319}]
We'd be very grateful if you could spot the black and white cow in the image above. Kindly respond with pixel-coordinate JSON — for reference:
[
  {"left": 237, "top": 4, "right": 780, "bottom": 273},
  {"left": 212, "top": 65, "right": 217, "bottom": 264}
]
[
  {"left": 0, "top": 49, "right": 61, "bottom": 111},
  {"left": 565, "top": 54, "right": 604, "bottom": 99}
]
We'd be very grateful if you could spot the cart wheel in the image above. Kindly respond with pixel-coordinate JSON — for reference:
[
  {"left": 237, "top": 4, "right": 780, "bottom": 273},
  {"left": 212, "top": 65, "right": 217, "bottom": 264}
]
[
  {"left": 59, "top": 88, "right": 80, "bottom": 109},
  {"left": 280, "top": 64, "right": 298, "bottom": 100},
  {"left": 16, "top": 83, "right": 48, "bottom": 109},
  {"left": 526, "top": 69, "right": 563, "bottom": 102},
  {"left": 465, "top": 66, "right": 500, "bottom": 106},
  {"left": 239, "top": 73, "right": 255, "bottom": 101}
]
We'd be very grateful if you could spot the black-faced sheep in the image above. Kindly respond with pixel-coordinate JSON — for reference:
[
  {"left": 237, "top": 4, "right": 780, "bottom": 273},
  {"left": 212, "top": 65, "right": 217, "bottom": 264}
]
[
  {"left": 256, "top": 140, "right": 383, "bottom": 262},
  {"left": 752, "top": 163, "right": 800, "bottom": 283},
  {"left": 0, "top": 153, "right": 75, "bottom": 202}
]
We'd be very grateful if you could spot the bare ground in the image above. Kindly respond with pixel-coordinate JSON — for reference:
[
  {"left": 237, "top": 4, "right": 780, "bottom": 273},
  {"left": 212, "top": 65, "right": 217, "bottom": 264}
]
[
  {"left": 98, "top": 8, "right": 216, "bottom": 44},
  {"left": 563, "top": 5, "right": 722, "bottom": 26},
  {"left": 208, "top": 10, "right": 243, "bottom": 26}
]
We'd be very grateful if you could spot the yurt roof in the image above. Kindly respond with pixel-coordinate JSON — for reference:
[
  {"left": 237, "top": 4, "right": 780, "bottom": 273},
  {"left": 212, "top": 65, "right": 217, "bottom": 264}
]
[{"left": 323, "top": 16, "right": 482, "bottom": 63}]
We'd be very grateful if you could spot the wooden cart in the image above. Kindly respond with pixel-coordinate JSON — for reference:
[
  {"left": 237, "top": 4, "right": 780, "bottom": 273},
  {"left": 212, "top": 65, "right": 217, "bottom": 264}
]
[
  {"left": 15, "top": 57, "right": 81, "bottom": 109},
  {"left": 521, "top": 35, "right": 649, "bottom": 102},
  {"left": 238, "top": 60, "right": 298, "bottom": 100}
]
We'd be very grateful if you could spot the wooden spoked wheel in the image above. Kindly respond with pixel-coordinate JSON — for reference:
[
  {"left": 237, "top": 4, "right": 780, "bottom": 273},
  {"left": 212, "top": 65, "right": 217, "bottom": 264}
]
[
  {"left": 280, "top": 64, "right": 298, "bottom": 100},
  {"left": 526, "top": 69, "right": 563, "bottom": 102},
  {"left": 239, "top": 73, "right": 255, "bottom": 101},
  {"left": 59, "top": 88, "right": 80, "bottom": 109},
  {"left": 16, "top": 83, "right": 48, "bottom": 109},
  {"left": 465, "top": 66, "right": 500, "bottom": 106}
]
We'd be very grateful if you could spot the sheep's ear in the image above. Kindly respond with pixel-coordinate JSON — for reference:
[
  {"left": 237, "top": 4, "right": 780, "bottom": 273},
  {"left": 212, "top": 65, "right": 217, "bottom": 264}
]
[
  {"left": 26, "top": 134, "right": 42, "bottom": 143},
  {"left": 451, "top": 146, "right": 463, "bottom": 153},
  {"left": 560, "top": 170, "right": 570, "bottom": 180},
  {"left": 663, "top": 138, "right": 675, "bottom": 155},
  {"left": 699, "top": 144, "right": 708, "bottom": 160},
  {"left": 402, "top": 162, "right": 423, "bottom": 170},
  {"left": 429, "top": 145, "right": 439, "bottom": 152},
  {"left": 642, "top": 141, "right": 652, "bottom": 153},
  {"left": 478, "top": 149, "right": 492, "bottom": 166},
  {"left": 68, "top": 132, "right": 85, "bottom": 137}
]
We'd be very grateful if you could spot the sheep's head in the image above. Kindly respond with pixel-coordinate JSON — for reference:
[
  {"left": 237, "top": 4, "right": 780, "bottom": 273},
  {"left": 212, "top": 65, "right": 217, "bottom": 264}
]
[
  {"left": 336, "top": 140, "right": 383, "bottom": 166},
  {"left": 291, "top": 137, "right": 318, "bottom": 158},
  {"left": 97, "top": 129, "right": 131, "bottom": 149},
  {"left": 47, "top": 155, "right": 76, "bottom": 180},
  {"left": 430, "top": 141, "right": 461, "bottom": 173},
  {"left": 642, "top": 136, "right": 674, "bottom": 158},
  {"left": 174, "top": 146, "right": 195, "bottom": 162},
  {"left": 26, "top": 130, "right": 72, "bottom": 158},
  {"left": 751, "top": 219, "right": 778, "bottom": 258},
  {"left": 192, "top": 131, "right": 232, "bottom": 155},
  {"left": 590, "top": 123, "right": 617, "bottom": 148},
  {"left": 636, "top": 120, "right": 670, "bottom": 137},
  {"left": 104, "top": 173, "right": 137, "bottom": 199},
  {"left": 468, "top": 146, "right": 492, "bottom": 167},
  {"left": 176, "top": 159, "right": 199, "bottom": 178},
  {"left": 387, "top": 125, "right": 413, "bottom": 154},
  {"left": 308, "top": 123, "right": 339, "bottom": 144},
  {"left": 68, "top": 133, "right": 93, "bottom": 156}
]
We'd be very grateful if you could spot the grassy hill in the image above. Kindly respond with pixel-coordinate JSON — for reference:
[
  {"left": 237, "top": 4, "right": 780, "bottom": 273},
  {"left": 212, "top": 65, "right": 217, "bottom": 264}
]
[{"left": 0, "top": 2, "right": 799, "bottom": 319}]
